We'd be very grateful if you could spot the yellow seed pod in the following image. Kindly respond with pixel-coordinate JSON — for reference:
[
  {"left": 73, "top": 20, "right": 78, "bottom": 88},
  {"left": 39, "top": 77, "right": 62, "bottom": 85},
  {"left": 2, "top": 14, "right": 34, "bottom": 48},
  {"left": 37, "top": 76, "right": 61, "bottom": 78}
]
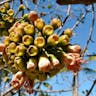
[
  {"left": 0, "top": 6, "right": 6, "bottom": 13},
  {"left": 15, "top": 44, "right": 26, "bottom": 57},
  {"left": 2, "top": 30, "right": 9, "bottom": 36},
  {"left": 19, "top": 4, "right": 25, "bottom": 11},
  {"left": 47, "top": 34, "right": 59, "bottom": 46},
  {"left": 50, "top": 18, "right": 62, "bottom": 29},
  {"left": 59, "top": 35, "right": 69, "bottom": 46},
  {"left": 34, "top": 36, "right": 45, "bottom": 48},
  {"left": 34, "top": 18, "right": 45, "bottom": 30},
  {"left": 24, "top": 24, "right": 35, "bottom": 35},
  {"left": 0, "top": 21, "right": 5, "bottom": 28},
  {"left": 43, "top": 25, "right": 54, "bottom": 36},
  {"left": 4, "top": 3, "right": 10, "bottom": 10},
  {"left": 14, "top": 57, "right": 26, "bottom": 72},
  {"left": 27, "top": 45, "right": 38, "bottom": 56},
  {"left": 7, "top": 17, "right": 14, "bottom": 23},
  {"left": 2, "top": 14, "right": 9, "bottom": 21},
  {"left": 4, "top": 36, "right": 10, "bottom": 46},
  {"left": 64, "top": 29, "right": 73, "bottom": 38},
  {"left": 8, "top": 42, "right": 16, "bottom": 53},
  {"left": 7, "top": 9, "right": 14, "bottom": 16},
  {"left": 22, "top": 35, "right": 33, "bottom": 46}
]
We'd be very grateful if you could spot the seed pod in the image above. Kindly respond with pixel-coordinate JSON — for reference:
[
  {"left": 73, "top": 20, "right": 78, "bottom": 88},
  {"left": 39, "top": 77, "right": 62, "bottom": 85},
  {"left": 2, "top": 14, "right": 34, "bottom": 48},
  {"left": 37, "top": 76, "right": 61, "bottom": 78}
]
[
  {"left": 67, "top": 45, "right": 81, "bottom": 53},
  {"left": 2, "top": 30, "right": 9, "bottom": 36},
  {"left": 22, "top": 35, "right": 33, "bottom": 46},
  {"left": 4, "top": 3, "right": 10, "bottom": 10},
  {"left": 10, "top": 65, "right": 18, "bottom": 74},
  {"left": 11, "top": 71, "right": 25, "bottom": 90},
  {"left": 38, "top": 55, "right": 51, "bottom": 72},
  {"left": 0, "top": 6, "right": 6, "bottom": 13},
  {"left": 64, "top": 29, "right": 72, "bottom": 38},
  {"left": 4, "top": 36, "right": 10, "bottom": 46},
  {"left": 7, "top": 9, "right": 14, "bottom": 16},
  {"left": 24, "top": 24, "right": 34, "bottom": 35},
  {"left": 34, "top": 36, "right": 45, "bottom": 48},
  {"left": 8, "top": 42, "right": 16, "bottom": 53},
  {"left": 0, "top": 43, "right": 6, "bottom": 52},
  {"left": 50, "top": 18, "right": 61, "bottom": 29},
  {"left": 43, "top": 25, "right": 54, "bottom": 36},
  {"left": 14, "top": 57, "right": 26, "bottom": 72},
  {"left": 0, "top": 21, "right": 5, "bottom": 28},
  {"left": 59, "top": 35, "right": 69, "bottom": 46},
  {"left": 34, "top": 18, "right": 45, "bottom": 30},
  {"left": 19, "top": 4, "right": 25, "bottom": 11},
  {"left": 27, "top": 45, "right": 38, "bottom": 56},
  {"left": 28, "top": 11, "right": 38, "bottom": 22},
  {"left": 7, "top": 17, "right": 14, "bottom": 23},
  {"left": 2, "top": 14, "right": 9, "bottom": 21},
  {"left": 49, "top": 54, "right": 60, "bottom": 69},
  {"left": 27, "top": 57, "right": 37, "bottom": 71},
  {"left": 9, "top": 32, "right": 21, "bottom": 42},
  {"left": 15, "top": 44, "right": 26, "bottom": 56},
  {"left": 47, "top": 34, "right": 59, "bottom": 46}
]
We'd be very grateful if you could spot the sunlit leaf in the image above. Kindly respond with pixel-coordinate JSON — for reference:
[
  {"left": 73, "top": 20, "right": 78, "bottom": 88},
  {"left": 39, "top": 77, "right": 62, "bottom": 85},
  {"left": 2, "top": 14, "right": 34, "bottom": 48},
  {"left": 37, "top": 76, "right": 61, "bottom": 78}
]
[{"left": 87, "top": 55, "right": 96, "bottom": 61}]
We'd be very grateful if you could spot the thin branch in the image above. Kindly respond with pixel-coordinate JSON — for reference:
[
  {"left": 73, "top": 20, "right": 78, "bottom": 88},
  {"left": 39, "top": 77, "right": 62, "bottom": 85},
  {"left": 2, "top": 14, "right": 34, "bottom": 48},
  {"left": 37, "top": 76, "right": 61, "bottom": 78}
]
[
  {"left": 82, "top": 4, "right": 95, "bottom": 57},
  {"left": 71, "top": 12, "right": 87, "bottom": 31},
  {"left": 1, "top": 86, "right": 72, "bottom": 96},
  {"left": 86, "top": 80, "right": 96, "bottom": 96}
]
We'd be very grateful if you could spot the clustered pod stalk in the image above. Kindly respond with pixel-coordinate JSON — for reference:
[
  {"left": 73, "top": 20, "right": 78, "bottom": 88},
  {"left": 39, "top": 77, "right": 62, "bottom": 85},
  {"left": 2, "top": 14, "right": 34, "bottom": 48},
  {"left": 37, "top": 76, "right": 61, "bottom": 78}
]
[
  {"left": 37, "top": 73, "right": 47, "bottom": 81},
  {"left": 34, "top": 36, "right": 45, "bottom": 48},
  {"left": 38, "top": 55, "right": 51, "bottom": 72},
  {"left": 22, "top": 35, "right": 33, "bottom": 46},
  {"left": 27, "top": 45, "right": 38, "bottom": 56},
  {"left": 27, "top": 57, "right": 37, "bottom": 71}
]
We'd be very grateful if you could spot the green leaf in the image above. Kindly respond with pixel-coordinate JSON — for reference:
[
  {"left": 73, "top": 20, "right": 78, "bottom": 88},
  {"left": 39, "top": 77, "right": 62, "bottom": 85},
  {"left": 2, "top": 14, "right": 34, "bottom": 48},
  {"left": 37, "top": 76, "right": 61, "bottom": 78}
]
[{"left": 88, "top": 55, "right": 96, "bottom": 61}]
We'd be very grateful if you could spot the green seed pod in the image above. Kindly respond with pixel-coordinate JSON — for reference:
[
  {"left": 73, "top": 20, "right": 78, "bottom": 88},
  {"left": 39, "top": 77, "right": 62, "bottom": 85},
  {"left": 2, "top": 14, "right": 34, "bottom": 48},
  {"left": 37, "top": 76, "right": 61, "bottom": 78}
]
[
  {"left": 4, "top": 3, "right": 10, "bottom": 10},
  {"left": 43, "top": 25, "right": 54, "bottom": 36},
  {"left": 0, "top": 6, "right": 6, "bottom": 13},
  {"left": 14, "top": 57, "right": 26, "bottom": 72},
  {"left": 7, "top": 9, "right": 14, "bottom": 16},
  {"left": 50, "top": 18, "right": 61, "bottom": 29},
  {"left": 34, "top": 36, "right": 45, "bottom": 48},
  {"left": 64, "top": 29, "right": 73, "bottom": 38},
  {"left": 15, "top": 44, "right": 26, "bottom": 56},
  {"left": 0, "top": 21, "right": 5, "bottom": 28},
  {"left": 2, "top": 30, "right": 9, "bottom": 36},
  {"left": 59, "top": 35, "right": 69, "bottom": 46},
  {"left": 22, "top": 14, "right": 28, "bottom": 20},
  {"left": 22, "top": 35, "right": 33, "bottom": 46},
  {"left": 24, "top": 24, "right": 34, "bottom": 35},
  {"left": 27, "top": 45, "right": 38, "bottom": 56},
  {"left": 4, "top": 36, "right": 11, "bottom": 46},
  {"left": 38, "top": 55, "right": 51, "bottom": 72},
  {"left": 27, "top": 57, "right": 37, "bottom": 71},
  {"left": 34, "top": 18, "right": 45, "bottom": 30},
  {"left": 47, "top": 34, "right": 59, "bottom": 46}
]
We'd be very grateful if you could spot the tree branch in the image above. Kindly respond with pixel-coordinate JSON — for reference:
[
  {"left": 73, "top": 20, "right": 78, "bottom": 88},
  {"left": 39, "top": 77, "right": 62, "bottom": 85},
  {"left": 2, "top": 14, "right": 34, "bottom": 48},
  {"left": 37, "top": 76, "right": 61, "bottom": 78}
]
[
  {"left": 0, "top": 0, "right": 12, "bottom": 5},
  {"left": 86, "top": 80, "right": 96, "bottom": 96}
]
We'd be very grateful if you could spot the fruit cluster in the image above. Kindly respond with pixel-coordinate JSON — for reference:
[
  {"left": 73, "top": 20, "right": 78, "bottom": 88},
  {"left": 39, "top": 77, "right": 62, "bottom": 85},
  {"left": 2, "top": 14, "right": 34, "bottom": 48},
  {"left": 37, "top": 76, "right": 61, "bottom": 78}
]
[
  {"left": 0, "top": 3, "right": 15, "bottom": 37},
  {"left": 2, "top": 11, "right": 83, "bottom": 93}
]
